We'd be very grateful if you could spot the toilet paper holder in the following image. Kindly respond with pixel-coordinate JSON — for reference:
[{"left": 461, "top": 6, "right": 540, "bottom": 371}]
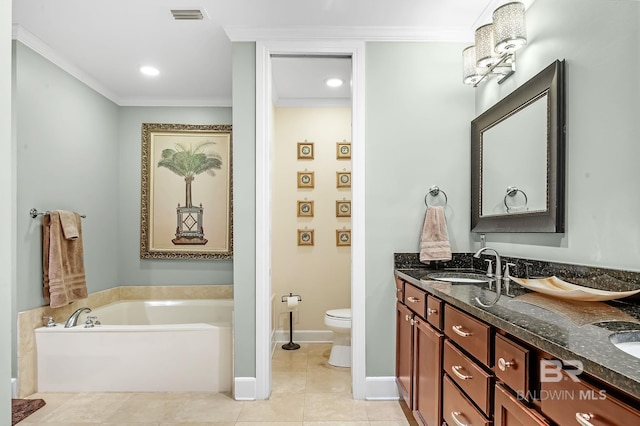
[{"left": 281, "top": 293, "right": 302, "bottom": 350}]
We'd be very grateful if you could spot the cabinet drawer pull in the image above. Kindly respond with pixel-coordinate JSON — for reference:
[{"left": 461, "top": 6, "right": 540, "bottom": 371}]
[
  {"left": 405, "top": 314, "right": 410, "bottom": 322},
  {"left": 575, "top": 412, "right": 595, "bottom": 426},
  {"left": 498, "top": 357, "right": 515, "bottom": 371},
  {"left": 450, "top": 411, "right": 471, "bottom": 426},
  {"left": 427, "top": 308, "right": 437, "bottom": 315},
  {"left": 396, "top": 287, "right": 401, "bottom": 293},
  {"left": 407, "top": 296, "right": 421, "bottom": 303},
  {"left": 452, "top": 325, "right": 473, "bottom": 337},
  {"left": 451, "top": 365, "right": 473, "bottom": 380}
]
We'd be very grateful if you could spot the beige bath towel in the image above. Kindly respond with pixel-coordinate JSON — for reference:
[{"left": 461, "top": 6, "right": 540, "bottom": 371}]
[
  {"left": 43, "top": 211, "right": 87, "bottom": 308},
  {"left": 57, "top": 210, "right": 79, "bottom": 240},
  {"left": 419, "top": 206, "right": 452, "bottom": 264}
]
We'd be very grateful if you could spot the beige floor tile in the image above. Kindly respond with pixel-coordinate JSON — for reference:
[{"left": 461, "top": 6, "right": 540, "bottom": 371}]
[
  {"left": 18, "top": 393, "right": 76, "bottom": 424},
  {"left": 35, "top": 392, "right": 132, "bottom": 423},
  {"left": 236, "top": 423, "right": 303, "bottom": 426},
  {"left": 161, "top": 423, "right": 234, "bottom": 426},
  {"left": 304, "top": 422, "right": 369, "bottom": 426},
  {"left": 369, "top": 421, "right": 411, "bottom": 426},
  {"left": 170, "top": 392, "right": 243, "bottom": 423},
  {"left": 303, "top": 393, "right": 368, "bottom": 422},
  {"left": 364, "top": 400, "right": 408, "bottom": 421},
  {"left": 272, "top": 371, "right": 307, "bottom": 393},
  {"left": 272, "top": 351, "right": 309, "bottom": 372},
  {"left": 305, "top": 369, "right": 351, "bottom": 393},
  {"left": 237, "top": 392, "right": 305, "bottom": 422},
  {"left": 103, "top": 393, "right": 185, "bottom": 422}
]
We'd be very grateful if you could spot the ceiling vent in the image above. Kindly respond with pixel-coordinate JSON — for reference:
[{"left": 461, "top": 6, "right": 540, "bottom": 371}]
[{"left": 171, "top": 9, "right": 204, "bottom": 20}]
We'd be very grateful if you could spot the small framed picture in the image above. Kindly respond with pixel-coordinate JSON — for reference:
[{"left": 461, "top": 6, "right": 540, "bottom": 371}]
[
  {"left": 298, "top": 229, "right": 314, "bottom": 246},
  {"left": 336, "top": 201, "right": 351, "bottom": 217},
  {"left": 337, "top": 142, "right": 351, "bottom": 159},
  {"left": 297, "top": 171, "right": 315, "bottom": 188},
  {"left": 336, "top": 230, "right": 351, "bottom": 246},
  {"left": 297, "top": 200, "right": 314, "bottom": 217},
  {"left": 336, "top": 171, "right": 351, "bottom": 188},
  {"left": 297, "top": 142, "right": 314, "bottom": 160}
]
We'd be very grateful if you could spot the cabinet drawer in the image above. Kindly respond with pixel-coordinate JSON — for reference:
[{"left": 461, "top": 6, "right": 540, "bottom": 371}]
[
  {"left": 540, "top": 362, "right": 640, "bottom": 426},
  {"left": 394, "top": 275, "right": 405, "bottom": 303},
  {"left": 426, "top": 295, "right": 443, "bottom": 330},
  {"left": 444, "top": 305, "right": 491, "bottom": 366},
  {"left": 444, "top": 340, "right": 493, "bottom": 416},
  {"left": 495, "top": 383, "right": 550, "bottom": 426},
  {"left": 404, "top": 284, "right": 427, "bottom": 318},
  {"left": 443, "top": 375, "right": 490, "bottom": 426},
  {"left": 495, "top": 333, "right": 530, "bottom": 397}
]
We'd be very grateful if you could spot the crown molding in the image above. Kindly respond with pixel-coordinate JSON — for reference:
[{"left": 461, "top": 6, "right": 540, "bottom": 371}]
[
  {"left": 224, "top": 25, "right": 475, "bottom": 43},
  {"left": 12, "top": 24, "right": 122, "bottom": 105},
  {"left": 12, "top": 24, "right": 230, "bottom": 107},
  {"left": 274, "top": 98, "right": 351, "bottom": 108}
]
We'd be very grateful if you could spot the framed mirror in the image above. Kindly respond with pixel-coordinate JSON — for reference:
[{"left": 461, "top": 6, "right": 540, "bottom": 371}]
[{"left": 471, "top": 60, "right": 565, "bottom": 233}]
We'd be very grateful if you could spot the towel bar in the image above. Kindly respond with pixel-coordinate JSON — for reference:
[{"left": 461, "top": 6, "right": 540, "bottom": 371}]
[
  {"left": 424, "top": 185, "right": 448, "bottom": 207},
  {"left": 30, "top": 208, "right": 86, "bottom": 219}
]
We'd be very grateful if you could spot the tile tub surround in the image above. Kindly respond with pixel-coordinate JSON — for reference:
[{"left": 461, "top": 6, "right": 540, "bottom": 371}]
[
  {"left": 395, "top": 267, "right": 640, "bottom": 401},
  {"left": 17, "top": 284, "right": 232, "bottom": 397}
]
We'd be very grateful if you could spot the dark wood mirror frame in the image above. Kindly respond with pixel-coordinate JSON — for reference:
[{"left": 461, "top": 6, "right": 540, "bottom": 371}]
[{"left": 471, "top": 59, "right": 565, "bottom": 233}]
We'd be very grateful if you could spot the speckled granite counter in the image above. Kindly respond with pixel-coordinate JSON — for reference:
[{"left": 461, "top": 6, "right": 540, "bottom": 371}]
[{"left": 395, "top": 267, "right": 640, "bottom": 401}]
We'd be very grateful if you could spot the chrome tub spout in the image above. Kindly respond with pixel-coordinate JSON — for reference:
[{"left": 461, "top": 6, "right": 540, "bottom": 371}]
[{"left": 64, "top": 307, "right": 92, "bottom": 328}]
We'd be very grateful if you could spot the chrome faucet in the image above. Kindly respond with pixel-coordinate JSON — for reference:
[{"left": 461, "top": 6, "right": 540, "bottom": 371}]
[
  {"left": 474, "top": 247, "right": 502, "bottom": 280},
  {"left": 64, "top": 307, "right": 91, "bottom": 328}
]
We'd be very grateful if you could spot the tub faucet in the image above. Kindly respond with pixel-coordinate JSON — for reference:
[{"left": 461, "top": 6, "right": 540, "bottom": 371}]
[
  {"left": 64, "top": 307, "right": 91, "bottom": 328},
  {"left": 474, "top": 247, "right": 502, "bottom": 280}
]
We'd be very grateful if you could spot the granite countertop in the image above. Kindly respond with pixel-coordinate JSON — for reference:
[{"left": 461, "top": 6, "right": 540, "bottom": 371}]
[{"left": 395, "top": 267, "right": 640, "bottom": 401}]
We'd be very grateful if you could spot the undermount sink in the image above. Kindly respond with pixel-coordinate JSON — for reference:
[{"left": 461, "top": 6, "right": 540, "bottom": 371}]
[
  {"left": 609, "top": 331, "right": 640, "bottom": 359},
  {"left": 425, "top": 272, "right": 494, "bottom": 284}
]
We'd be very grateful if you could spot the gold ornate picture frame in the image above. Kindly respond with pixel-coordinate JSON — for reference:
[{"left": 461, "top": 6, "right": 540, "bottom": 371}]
[
  {"left": 298, "top": 229, "right": 314, "bottom": 246},
  {"left": 297, "top": 142, "right": 314, "bottom": 159},
  {"left": 298, "top": 171, "right": 315, "bottom": 188},
  {"left": 140, "top": 123, "right": 233, "bottom": 259},
  {"left": 297, "top": 200, "right": 314, "bottom": 217},
  {"left": 336, "top": 171, "right": 351, "bottom": 188},
  {"left": 337, "top": 142, "right": 351, "bottom": 159},
  {"left": 336, "top": 200, "right": 351, "bottom": 217},
  {"left": 336, "top": 230, "right": 351, "bottom": 246}
]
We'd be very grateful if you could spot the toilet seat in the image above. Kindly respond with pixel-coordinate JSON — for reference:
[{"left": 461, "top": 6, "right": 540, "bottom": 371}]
[{"left": 325, "top": 308, "right": 351, "bottom": 328}]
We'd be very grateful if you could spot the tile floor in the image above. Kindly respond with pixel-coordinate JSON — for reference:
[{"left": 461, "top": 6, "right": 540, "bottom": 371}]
[{"left": 20, "top": 343, "right": 413, "bottom": 425}]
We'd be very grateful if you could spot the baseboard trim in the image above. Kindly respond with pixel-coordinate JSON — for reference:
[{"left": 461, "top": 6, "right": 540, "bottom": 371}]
[
  {"left": 365, "top": 376, "right": 399, "bottom": 400},
  {"left": 233, "top": 377, "right": 256, "bottom": 401},
  {"left": 275, "top": 329, "right": 332, "bottom": 343}
]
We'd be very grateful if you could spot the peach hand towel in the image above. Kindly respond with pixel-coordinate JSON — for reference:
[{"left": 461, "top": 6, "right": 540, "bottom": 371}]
[
  {"left": 419, "top": 206, "right": 452, "bottom": 264},
  {"left": 57, "top": 210, "right": 79, "bottom": 240},
  {"left": 43, "top": 211, "right": 87, "bottom": 308}
]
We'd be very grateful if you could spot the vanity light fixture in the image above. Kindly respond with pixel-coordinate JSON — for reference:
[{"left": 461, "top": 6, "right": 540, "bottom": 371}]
[{"left": 463, "top": 1, "right": 527, "bottom": 87}]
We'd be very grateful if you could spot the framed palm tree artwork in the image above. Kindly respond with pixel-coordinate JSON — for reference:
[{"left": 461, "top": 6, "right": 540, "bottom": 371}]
[{"left": 140, "top": 123, "right": 232, "bottom": 259}]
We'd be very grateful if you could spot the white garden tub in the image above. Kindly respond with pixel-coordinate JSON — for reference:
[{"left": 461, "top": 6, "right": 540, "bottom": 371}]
[{"left": 35, "top": 299, "right": 233, "bottom": 392}]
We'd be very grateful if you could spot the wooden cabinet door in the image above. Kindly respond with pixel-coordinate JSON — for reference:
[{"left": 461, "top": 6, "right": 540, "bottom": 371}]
[
  {"left": 413, "top": 317, "right": 443, "bottom": 426},
  {"left": 396, "top": 302, "right": 414, "bottom": 408},
  {"left": 495, "top": 383, "right": 549, "bottom": 426}
]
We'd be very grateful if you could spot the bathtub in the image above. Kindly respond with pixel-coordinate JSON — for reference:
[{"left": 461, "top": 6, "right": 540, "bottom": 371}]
[{"left": 35, "top": 299, "right": 233, "bottom": 393}]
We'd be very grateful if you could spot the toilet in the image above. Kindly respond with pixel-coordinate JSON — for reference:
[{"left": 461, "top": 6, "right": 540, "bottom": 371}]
[{"left": 324, "top": 308, "right": 352, "bottom": 367}]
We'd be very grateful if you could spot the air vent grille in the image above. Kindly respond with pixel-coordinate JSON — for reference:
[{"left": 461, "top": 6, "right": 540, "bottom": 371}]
[{"left": 171, "top": 9, "right": 204, "bottom": 20}]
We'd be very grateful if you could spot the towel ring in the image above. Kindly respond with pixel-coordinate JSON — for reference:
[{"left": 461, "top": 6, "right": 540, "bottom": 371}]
[
  {"left": 503, "top": 186, "right": 528, "bottom": 212},
  {"left": 424, "top": 185, "right": 448, "bottom": 207}
]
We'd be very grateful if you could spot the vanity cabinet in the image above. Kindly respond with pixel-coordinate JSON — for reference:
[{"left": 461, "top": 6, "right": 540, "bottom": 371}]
[
  {"left": 395, "top": 283, "right": 443, "bottom": 426},
  {"left": 539, "top": 361, "right": 640, "bottom": 426}
]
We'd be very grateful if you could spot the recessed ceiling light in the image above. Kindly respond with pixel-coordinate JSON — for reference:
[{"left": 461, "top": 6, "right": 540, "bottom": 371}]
[
  {"left": 325, "top": 78, "right": 343, "bottom": 88},
  {"left": 140, "top": 66, "right": 160, "bottom": 77}
]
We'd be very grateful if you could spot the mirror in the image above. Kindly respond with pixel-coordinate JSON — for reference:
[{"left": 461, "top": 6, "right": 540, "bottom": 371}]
[{"left": 471, "top": 60, "right": 565, "bottom": 233}]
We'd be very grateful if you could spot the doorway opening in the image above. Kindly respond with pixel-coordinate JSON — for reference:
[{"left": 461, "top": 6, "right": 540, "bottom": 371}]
[{"left": 255, "top": 41, "right": 366, "bottom": 400}]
